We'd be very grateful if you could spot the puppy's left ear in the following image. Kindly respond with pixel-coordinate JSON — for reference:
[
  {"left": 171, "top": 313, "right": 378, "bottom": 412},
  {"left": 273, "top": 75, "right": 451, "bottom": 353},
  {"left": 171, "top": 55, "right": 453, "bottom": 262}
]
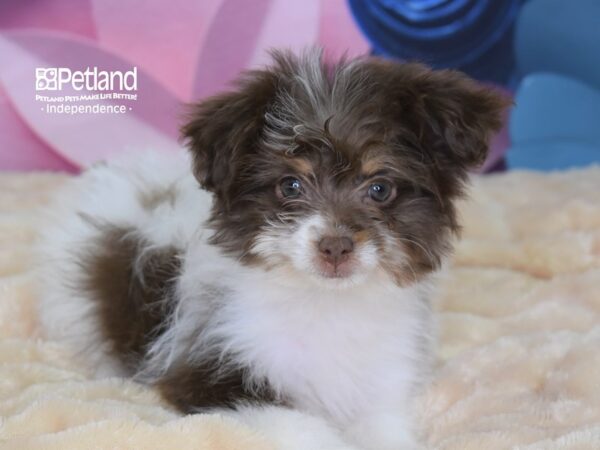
[
  {"left": 412, "top": 67, "right": 511, "bottom": 170},
  {"left": 372, "top": 61, "right": 511, "bottom": 171}
]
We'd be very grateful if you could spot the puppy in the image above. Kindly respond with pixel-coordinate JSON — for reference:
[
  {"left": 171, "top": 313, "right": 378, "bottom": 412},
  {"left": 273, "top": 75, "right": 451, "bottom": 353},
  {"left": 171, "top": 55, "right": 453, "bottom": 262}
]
[{"left": 37, "top": 49, "right": 507, "bottom": 449}]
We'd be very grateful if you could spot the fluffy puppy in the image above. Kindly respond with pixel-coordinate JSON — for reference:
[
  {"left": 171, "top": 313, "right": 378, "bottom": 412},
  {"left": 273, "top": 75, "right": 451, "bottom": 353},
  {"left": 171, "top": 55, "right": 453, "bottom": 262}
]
[{"left": 37, "top": 50, "right": 508, "bottom": 449}]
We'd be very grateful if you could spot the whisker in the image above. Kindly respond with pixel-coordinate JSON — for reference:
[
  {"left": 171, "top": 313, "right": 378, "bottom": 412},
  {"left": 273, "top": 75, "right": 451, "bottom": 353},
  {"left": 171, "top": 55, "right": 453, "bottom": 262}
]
[{"left": 396, "top": 236, "right": 436, "bottom": 266}]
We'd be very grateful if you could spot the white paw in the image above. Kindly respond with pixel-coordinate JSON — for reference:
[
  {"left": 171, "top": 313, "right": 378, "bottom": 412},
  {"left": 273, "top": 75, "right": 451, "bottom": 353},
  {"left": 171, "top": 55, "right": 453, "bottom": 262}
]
[
  {"left": 345, "top": 412, "right": 420, "bottom": 450},
  {"left": 227, "top": 405, "right": 360, "bottom": 450}
]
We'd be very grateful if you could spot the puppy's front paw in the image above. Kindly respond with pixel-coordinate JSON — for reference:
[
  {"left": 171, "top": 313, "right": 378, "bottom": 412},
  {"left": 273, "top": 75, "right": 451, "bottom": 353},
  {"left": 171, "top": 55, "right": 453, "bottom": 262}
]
[
  {"left": 230, "top": 405, "right": 360, "bottom": 450},
  {"left": 345, "top": 412, "right": 421, "bottom": 450}
]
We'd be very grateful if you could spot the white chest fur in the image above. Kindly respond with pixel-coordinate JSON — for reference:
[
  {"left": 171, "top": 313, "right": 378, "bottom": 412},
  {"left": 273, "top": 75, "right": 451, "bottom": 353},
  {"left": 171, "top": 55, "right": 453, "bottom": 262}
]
[{"left": 208, "top": 267, "right": 434, "bottom": 426}]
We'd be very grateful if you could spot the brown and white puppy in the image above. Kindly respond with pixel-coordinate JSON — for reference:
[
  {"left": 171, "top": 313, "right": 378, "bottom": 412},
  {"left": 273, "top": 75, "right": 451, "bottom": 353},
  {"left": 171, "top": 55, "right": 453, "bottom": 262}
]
[{"left": 38, "top": 49, "right": 508, "bottom": 450}]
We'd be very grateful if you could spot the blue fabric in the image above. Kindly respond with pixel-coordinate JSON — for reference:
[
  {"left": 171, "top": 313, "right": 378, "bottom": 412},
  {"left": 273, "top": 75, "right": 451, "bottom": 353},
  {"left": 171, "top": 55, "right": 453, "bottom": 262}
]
[
  {"left": 515, "top": 0, "right": 600, "bottom": 91},
  {"left": 508, "top": 0, "right": 600, "bottom": 170},
  {"left": 348, "top": 0, "right": 523, "bottom": 85},
  {"left": 508, "top": 141, "right": 600, "bottom": 171},
  {"left": 507, "top": 73, "right": 600, "bottom": 170}
]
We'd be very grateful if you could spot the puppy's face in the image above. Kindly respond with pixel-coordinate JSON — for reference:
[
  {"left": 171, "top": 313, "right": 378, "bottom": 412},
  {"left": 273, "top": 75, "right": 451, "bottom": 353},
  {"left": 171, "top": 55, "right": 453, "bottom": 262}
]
[{"left": 182, "top": 50, "right": 508, "bottom": 287}]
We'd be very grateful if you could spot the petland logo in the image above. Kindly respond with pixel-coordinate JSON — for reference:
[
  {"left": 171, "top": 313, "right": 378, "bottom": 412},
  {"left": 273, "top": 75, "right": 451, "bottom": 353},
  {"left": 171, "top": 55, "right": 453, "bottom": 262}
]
[
  {"left": 35, "top": 66, "right": 138, "bottom": 115},
  {"left": 35, "top": 67, "right": 138, "bottom": 91}
]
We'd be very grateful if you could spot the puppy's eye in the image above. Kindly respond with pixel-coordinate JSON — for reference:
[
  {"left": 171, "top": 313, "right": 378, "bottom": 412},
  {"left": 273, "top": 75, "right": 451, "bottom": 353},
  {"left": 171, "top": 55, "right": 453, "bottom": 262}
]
[
  {"left": 368, "top": 181, "right": 394, "bottom": 203},
  {"left": 279, "top": 177, "right": 302, "bottom": 199}
]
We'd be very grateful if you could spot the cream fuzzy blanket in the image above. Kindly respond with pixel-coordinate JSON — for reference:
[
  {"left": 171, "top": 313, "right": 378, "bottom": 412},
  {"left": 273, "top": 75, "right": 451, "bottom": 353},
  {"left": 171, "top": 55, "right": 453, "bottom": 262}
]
[{"left": 1, "top": 168, "right": 599, "bottom": 449}]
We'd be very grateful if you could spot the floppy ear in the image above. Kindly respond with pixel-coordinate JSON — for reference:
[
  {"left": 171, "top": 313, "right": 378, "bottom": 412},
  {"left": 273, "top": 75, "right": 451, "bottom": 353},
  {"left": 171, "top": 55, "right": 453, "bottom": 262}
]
[
  {"left": 411, "top": 67, "right": 511, "bottom": 170},
  {"left": 371, "top": 60, "right": 511, "bottom": 171},
  {"left": 181, "top": 70, "right": 278, "bottom": 197}
]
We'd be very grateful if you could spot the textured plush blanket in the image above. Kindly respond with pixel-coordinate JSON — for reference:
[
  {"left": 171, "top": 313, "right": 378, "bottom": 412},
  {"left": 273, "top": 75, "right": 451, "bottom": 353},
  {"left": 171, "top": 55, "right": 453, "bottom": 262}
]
[{"left": 1, "top": 168, "right": 599, "bottom": 449}]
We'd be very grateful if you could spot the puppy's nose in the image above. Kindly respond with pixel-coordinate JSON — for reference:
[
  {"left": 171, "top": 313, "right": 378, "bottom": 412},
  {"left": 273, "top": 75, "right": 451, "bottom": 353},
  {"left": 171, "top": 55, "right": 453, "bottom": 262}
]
[{"left": 318, "top": 236, "right": 354, "bottom": 264}]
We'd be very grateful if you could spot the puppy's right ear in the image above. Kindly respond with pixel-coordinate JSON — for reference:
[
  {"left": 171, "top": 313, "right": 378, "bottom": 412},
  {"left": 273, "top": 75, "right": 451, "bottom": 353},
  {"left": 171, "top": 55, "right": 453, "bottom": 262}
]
[{"left": 181, "top": 70, "right": 278, "bottom": 197}]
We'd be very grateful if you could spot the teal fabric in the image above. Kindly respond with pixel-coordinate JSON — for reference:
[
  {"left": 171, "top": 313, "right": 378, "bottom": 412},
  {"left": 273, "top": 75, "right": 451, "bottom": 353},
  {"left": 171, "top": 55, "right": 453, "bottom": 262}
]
[
  {"left": 508, "top": 74, "right": 600, "bottom": 170},
  {"left": 508, "top": 0, "right": 600, "bottom": 170},
  {"left": 511, "top": 74, "right": 600, "bottom": 145},
  {"left": 515, "top": 0, "right": 600, "bottom": 91}
]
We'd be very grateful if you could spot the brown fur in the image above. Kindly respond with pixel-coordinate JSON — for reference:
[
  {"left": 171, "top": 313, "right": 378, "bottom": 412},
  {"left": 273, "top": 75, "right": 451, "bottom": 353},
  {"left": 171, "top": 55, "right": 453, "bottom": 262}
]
[
  {"left": 82, "top": 227, "right": 181, "bottom": 370},
  {"left": 82, "top": 225, "right": 278, "bottom": 410},
  {"left": 156, "top": 363, "right": 280, "bottom": 413},
  {"left": 138, "top": 185, "right": 177, "bottom": 210}
]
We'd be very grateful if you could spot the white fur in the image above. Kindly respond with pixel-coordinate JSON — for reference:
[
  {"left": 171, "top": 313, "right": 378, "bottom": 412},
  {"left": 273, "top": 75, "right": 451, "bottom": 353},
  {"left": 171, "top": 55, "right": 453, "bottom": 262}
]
[
  {"left": 37, "top": 150, "right": 436, "bottom": 449},
  {"left": 224, "top": 405, "right": 361, "bottom": 450}
]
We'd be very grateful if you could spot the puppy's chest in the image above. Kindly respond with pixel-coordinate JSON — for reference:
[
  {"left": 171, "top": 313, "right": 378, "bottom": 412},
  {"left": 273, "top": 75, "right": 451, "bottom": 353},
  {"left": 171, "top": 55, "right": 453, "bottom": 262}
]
[{"left": 225, "top": 282, "right": 424, "bottom": 415}]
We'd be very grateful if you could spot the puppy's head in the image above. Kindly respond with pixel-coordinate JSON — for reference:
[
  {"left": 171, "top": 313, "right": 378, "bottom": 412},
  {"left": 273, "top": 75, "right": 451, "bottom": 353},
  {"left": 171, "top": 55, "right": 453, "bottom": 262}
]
[{"left": 182, "top": 50, "right": 509, "bottom": 287}]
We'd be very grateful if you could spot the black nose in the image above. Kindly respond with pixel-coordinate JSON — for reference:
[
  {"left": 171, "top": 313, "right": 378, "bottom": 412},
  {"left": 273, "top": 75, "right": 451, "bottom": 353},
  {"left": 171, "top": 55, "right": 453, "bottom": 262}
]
[{"left": 318, "top": 236, "right": 354, "bottom": 264}]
